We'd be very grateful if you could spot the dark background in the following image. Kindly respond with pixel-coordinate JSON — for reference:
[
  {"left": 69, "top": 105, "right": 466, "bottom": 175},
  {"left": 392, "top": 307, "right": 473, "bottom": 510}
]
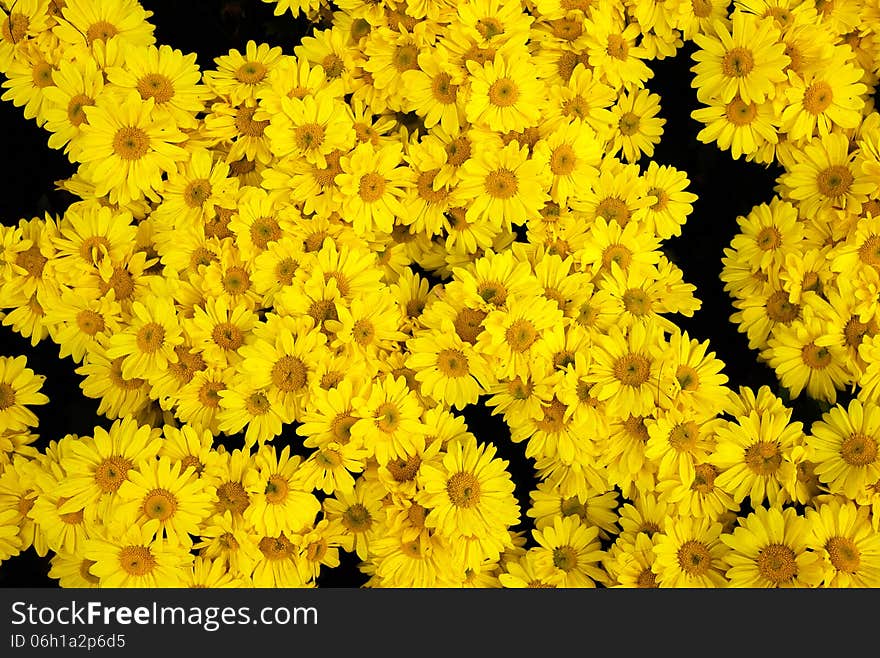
[{"left": 0, "top": 1, "right": 798, "bottom": 587}]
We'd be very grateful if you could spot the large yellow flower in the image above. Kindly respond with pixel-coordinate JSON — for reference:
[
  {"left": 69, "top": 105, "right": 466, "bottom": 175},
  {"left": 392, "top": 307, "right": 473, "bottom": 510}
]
[
  {"left": 465, "top": 52, "right": 544, "bottom": 133},
  {"left": 75, "top": 91, "right": 188, "bottom": 206},
  {"left": 0, "top": 355, "right": 48, "bottom": 433}
]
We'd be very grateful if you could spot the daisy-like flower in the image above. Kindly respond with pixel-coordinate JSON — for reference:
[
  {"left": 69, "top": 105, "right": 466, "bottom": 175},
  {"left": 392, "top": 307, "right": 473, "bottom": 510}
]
[
  {"left": 41, "top": 54, "right": 105, "bottom": 158},
  {"left": 585, "top": 11, "right": 653, "bottom": 90},
  {"left": 608, "top": 86, "right": 666, "bottom": 164},
  {"left": 764, "top": 315, "right": 850, "bottom": 404},
  {"left": 659, "top": 330, "right": 730, "bottom": 420},
  {"left": 75, "top": 90, "right": 188, "bottom": 206},
  {"left": 53, "top": 0, "right": 155, "bottom": 50},
  {"left": 106, "top": 42, "right": 212, "bottom": 131},
  {"left": 401, "top": 51, "right": 465, "bottom": 134},
  {"left": 530, "top": 514, "right": 608, "bottom": 587},
  {"left": 417, "top": 435, "right": 520, "bottom": 568},
  {"left": 406, "top": 322, "right": 493, "bottom": 411},
  {"left": 116, "top": 456, "right": 215, "bottom": 546},
  {"left": 477, "top": 294, "right": 563, "bottom": 382},
  {"left": 778, "top": 132, "right": 874, "bottom": 218},
  {"left": 217, "top": 379, "right": 287, "bottom": 448},
  {"left": 589, "top": 320, "right": 666, "bottom": 418},
  {"left": 104, "top": 296, "right": 184, "bottom": 382},
  {"left": 464, "top": 53, "right": 544, "bottom": 133},
  {"left": 721, "top": 505, "right": 824, "bottom": 587},
  {"left": 335, "top": 141, "right": 412, "bottom": 237},
  {"left": 46, "top": 551, "right": 100, "bottom": 588},
  {"left": 350, "top": 374, "right": 426, "bottom": 466},
  {"left": 653, "top": 515, "right": 730, "bottom": 587},
  {"left": 805, "top": 497, "right": 880, "bottom": 588},
  {"left": 691, "top": 12, "right": 789, "bottom": 105},
  {"left": 56, "top": 417, "right": 163, "bottom": 524},
  {"left": 84, "top": 522, "right": 192, "bottom": 588},
  {"left": 454, "top": 140, "right": 550, "bottom": 231},
  {"left": 531, "top": 121, "right": 601, "bottom": 205},
  {"left": 779, "top": 49, "right": 867, "bottom": 144},
  {"left": 0, "top": 355, "right": 48, "bottom": 433},
  {"left": 264, "top": 88, "right": 356, "bottom": 168},
  {"left": 807, "top": 399, "right": 880, "bottom": 500},
  {"left": 243, "top": 444, "right": 321, "bottom": 538},
  {"left": 692, "top": 93, "right": 779, "bottom": 161},
  {"left": 644, "top": 408, "right": 721, "bottom": 485},
  {"left": 183, "top": 297, "right": 258, "bottom": 371},
  {"left": 203, "top": 40, "right": 284, "bottom": 105},
  {"left": 713, "top": 410, "right": 802, "bottom": 507}
]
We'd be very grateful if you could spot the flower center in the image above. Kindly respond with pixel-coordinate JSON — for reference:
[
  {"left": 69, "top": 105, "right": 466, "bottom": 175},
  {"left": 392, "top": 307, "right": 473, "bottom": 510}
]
[
  {"left": 722, "top": 47, "right": 754, "bottom": 78},
  {"left": 235, "top": 61, "right": 267, "bottom": 85},
  {"left": 816, "top": 165, "right": 853, "bottom": 199},
  {"left": 618, "top": 111, "right": 640, "bottom": 136},
  {"left": 446, "top": 471, "right": 481, "bottom": 508},
  {"left": 623, "top": 288, "right": 652, "bottom": 316},
  {"left": 613, "top": 353, "right": 652, "bottom": 386},
  {"left": 222, "top": 266, "right": 251, "bottom": 295},
  {"left": 321, "top": 54, "right": 344, "bottom": 79},
  {"left": 235, "top": 105, "right": 269, "bottom": 137},
  {"left": 488, "top": 78, "right": 519, "bottom": 107},
  {"left": 259, "top": 534, "right": 294, "bottom": 561},
  {"left": 691, "top": 0, "right": 713, "bottom": 17},
  {"left": 112, "top": 126, "right": 150, "bottom": 161},
  {"left": 505, "top": 318, "right": 538, "bottom": 352},
  {"left": 342, "top": 503, "right": 373, "bottom": 532},
  {"left": 358, "top": 172, "right": 386, "bottom": 202},
  {"left": 387, "top": 453, "right": 421, "bottom": 482},
  {"left": 416, "top": 169, "right": 448, "bottom": 203},
  {"left": 245, "top": 391, "right": 271, "bottom": 416},
  {"left": 596, "top": 196, "right": 631, "bottom": 226},
  {"left": 2, "top": 12, "right": 28, "bottom": 42},
  {"left": 67, "top": 93, "right": 94, "bottom": 127},
  {"left": 841, "top": 432, "right": 878, "bottom": 466},
  {"left": 602, "top": 244, "right": 633, "bottom": 270},
  {"left": 757, "top": 543, "right": 798, "bottom": 584},
  {"left": 484, "top": 168, "right": 518, "bottom": 199},
  {"left": 76, "top": 309, "right": 105, "bottom": 336},
  {"left": 691, "top": 463, "right": 718, "bottom": 493},
  {"left": 119, "top": 546, "right": 156, "bottom": 576},
  {"left": 375, "top": 402, "right": 401, "bottom": 433},
  {"left": 94, "top": 456, "right": 133, "bottom": 493},
  {"left": 264, "top": 474, "right": 289, "bottom": 504},
  {"left": 725, "top": 96, "right": 757, "bottom": 126},
  {"left": 765, "top": 290, "right": 800, "bottom": 323},
  {"left": 271, "top": 356, "right": 307, "bottom": 392},
  {"left": 197, "top": 380, "right": 224, "bottom": 408},
  {"left": 436, "top": 348, "right": 469, "bottom": 378},
  {"left": 215, "top": 481, "right": 249, "bottom": 515},
  {"left": 800, "top": 342, "right": 831, "bottom": 370},
  {"left": 142, "top": 488, "right": 178, "bottom": 521},
  {"left": 454, "top": 307, "right": 487, "bottom": 344},
  {"left": 431, "top": 72, "right": 458, "bottom": 104},
  {"left": 744, "top": 440, "right": 782, "bottom": 476},
  {"left": 668, "top": 421, "right": 700, "bottom": 451},
  {"left": 756, "top": 226, "right": 782, "bottom": 250},
  {"left": 136, "top": 322, "right": 165, "bottom": 353},
  {"left": 549, "top": 144, "right": 577, "bottom": 175},
  {"left": 826, "top": 536, "right": 860, "bottom": 573},
  {"left": 211, "top": 322, "right": 244, "bottom": 351},
  {"left": 606, "top": 34, "right": 629, "bottom": 60},
  {"left": 86, "top": 21, "right": 118, "bottom": 45},
  {"left": 137, "top": 73, "right": 175, "bottom": 103},
  {"left": 677, "top": 539, "right": 712, "bottom": 575},
  {"left": 802, "top": 81, "right": 833, "bottom": 115},
  {"left": 676, "top": 364, "right": 700, "bottom": 391}
]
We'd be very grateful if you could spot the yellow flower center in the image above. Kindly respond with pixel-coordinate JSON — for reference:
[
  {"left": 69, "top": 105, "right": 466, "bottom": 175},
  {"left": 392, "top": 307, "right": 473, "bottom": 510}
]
[
  {"left": 484, "top": 168, "right": 518, "bottom": 199},
  {"left": 802, "top": 81, "right": 833, "bottom": 115},
  {"left": 549, "top": 144, "right": 577, "bottom": 175},
  {"left": 691, "top": 463, "right": 718, "bottom": 493},
  {"left": 722, "top": 47, "right": 754, "bottom": 78},
  {"left": 488, "top": 77, "right": 519, "bottom": 107},
  {"left": 264, "top": 474, "right": 289, "bottom": 504},
  {"left": 800, "top": 341, "right": 831, "bottom": 370},
  {"left": 235, "top": 61, "right": 267, "bottom": 85},
  {"left": 841, "top": 432, "right": 878, "bottom": 466},
  {"left": 725, "top": 96, "right": 757, "bottom": 126},
  {"left": 259, "top": 534, "right": 294, "bottom": 561},
  {"left": 744, "top": 440, "right": 782, "bottom": 476},
  {"left": 387, "top": 453, "right": 421, "bottom": 482},
  {"left": 613, "top": 353, "right": 652, "bottom": 386},
  {"left": 342, "top": 503, "right": 373, "bottom": 533},
  {"left": 211, "top": 322, "right": 244, "bottom": 351},
  {"left": 294, "top": 123, "right": 325, "bottom": 151},
  {"left": 618, "top": 111, "right": 640, "bottom": 136},
  {"left": 505, "top": 318, "right": 538, "bottom": 352},
  {"left": 677, "top": 539, "right": 712, "bottom": 576},
  {"left": 136, "top": 321, "right": 165, "bottom": 353},
  {"left": 596, "top": 196, "right": 631, "bottom": 226},
  {"left": 215, "top": 481, "right": 249, "bottom": 516},
  {"left": 756, "top": 226, "right": 782, "bottom": 250},
  {"left": 2, "top": 12, "right": 28, "bottom": 42},
  {"left": 119, "top": 546, "right": 156, "bottom": 576},
  {"left": 765, "top": 290, "right": 800, "bottom": 324},
  {"left": 816, "top": 165, "right": 853, "bottom": 199},
  {"left": 436, "top": 348, "right": 469, "bottom": 378},
  {"left": 445, "top": 135, "right": 472, "bottom": 166},
  {"left": 271, "top": 356, "right": 307, "bottom": 392},
  {"left": 235, "top": 105, "right": 269, "bottom": 137},
  {"left": 606, "top": 34, "right": 629, "bottom": 60},
  {"left": 757, "top": 543, "right": 798, "bottom": 584},
  {"left": 67, "top": 93, "right": 94, "bottom": 127},
  {"left": 431, "top": 72, "right": 458, "bottom": 104},
  {"left": 86, "top": 21, "right": 118, "bottom": 45},
  {"left": 358, "top": 172, "right": 386, "bottom": 202},
  {"left": 245, "top": 391, "right": 271, "bottom": 416},
  {"left": 137, "top": 73, "right": 175, "bottom": 103},
  {"left": 184, "top": 179, "right": 212, "bottom": 208},
  {"left": 76, "top": 309, "right": 105, "bottom": 336},
  {"left": 446, "top": 471, "right": 481, "bottom": 508},
  {"left": 142, "top": 488, "right": 178, "bottom": 521},
  {"left": 825, "top": 536, "right": 860, "bottom": 573},
  {"left": 94, "top": 456, "right": 133, "bottom": 493},
  {"left": 222, "top": 266, "right": 251, "bottom": 295},
  {"left": 375, "top": 402, "right": 401, "bottom": 433},
  {"left": 112, "top": 126, "right": 150, "bottom": 161}
]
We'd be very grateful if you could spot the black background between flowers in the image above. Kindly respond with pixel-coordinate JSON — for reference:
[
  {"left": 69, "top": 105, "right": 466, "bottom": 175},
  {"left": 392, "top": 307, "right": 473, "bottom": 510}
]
[{"left": 0, "top": 0, "right": 826, "bottom": 588}]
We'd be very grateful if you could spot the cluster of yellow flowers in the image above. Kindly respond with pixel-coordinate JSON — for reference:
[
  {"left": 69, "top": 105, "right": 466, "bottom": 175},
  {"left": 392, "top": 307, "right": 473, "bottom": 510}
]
[{"left": 1, "top": 0, "right": 880, "bottom": 588}]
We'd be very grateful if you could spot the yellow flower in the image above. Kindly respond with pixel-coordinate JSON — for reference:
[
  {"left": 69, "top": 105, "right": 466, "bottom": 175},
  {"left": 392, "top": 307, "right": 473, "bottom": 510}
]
[
  {"left": 350, "top": 374, "right": 426, "bottom": 465},
  {"left": 0, "top": 355, "right": 48, "bottom": 433},
  {"left": 203, "top": 40, "right": 284, "bottom": 105},
  {"left": 84, "top": 522, "right": 192, "bottom": 588},
  {"left": 465, "top": 52, "right": 545, "bottom": 132},
  {"left": 335, "top": 141, "right": 413, "bottom": 237},
  {"left": 691, "top": 13, "right": 789, "bottom": 105},
  {"left": 532, "top": 120, "right": 601, "bottom": 204},
  {"left": 805, "top": 496, "right": 880, "bottom": 588},
  {"left": 530, "top": 514, "right": 608, "bottom": 587},
  {"left": 116, "top": 455, "right": 215, "bottom": 546},
  {"left": 243, "top": 444, "right": 321, "bottom": 537},
  {"left": 807, "top": 399, "right": 880, "bottom": 500},
  {"left": 52, "top": 0, "right": 156, "bottom": 51},
  {"left": 692, "top": 92, "right": 779, "bottom": 161},
  {"left": 76, "top": 91, "right": 188, "bottom": 206},
  {"left": 653, "top": 515, "right": 729, "bottom": 587},
  {"left": 608, "top": 85, "right": 666, "bottom": 164},
  {"left": 41, "top": 54, "right": 105, "bottom": 158}
]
